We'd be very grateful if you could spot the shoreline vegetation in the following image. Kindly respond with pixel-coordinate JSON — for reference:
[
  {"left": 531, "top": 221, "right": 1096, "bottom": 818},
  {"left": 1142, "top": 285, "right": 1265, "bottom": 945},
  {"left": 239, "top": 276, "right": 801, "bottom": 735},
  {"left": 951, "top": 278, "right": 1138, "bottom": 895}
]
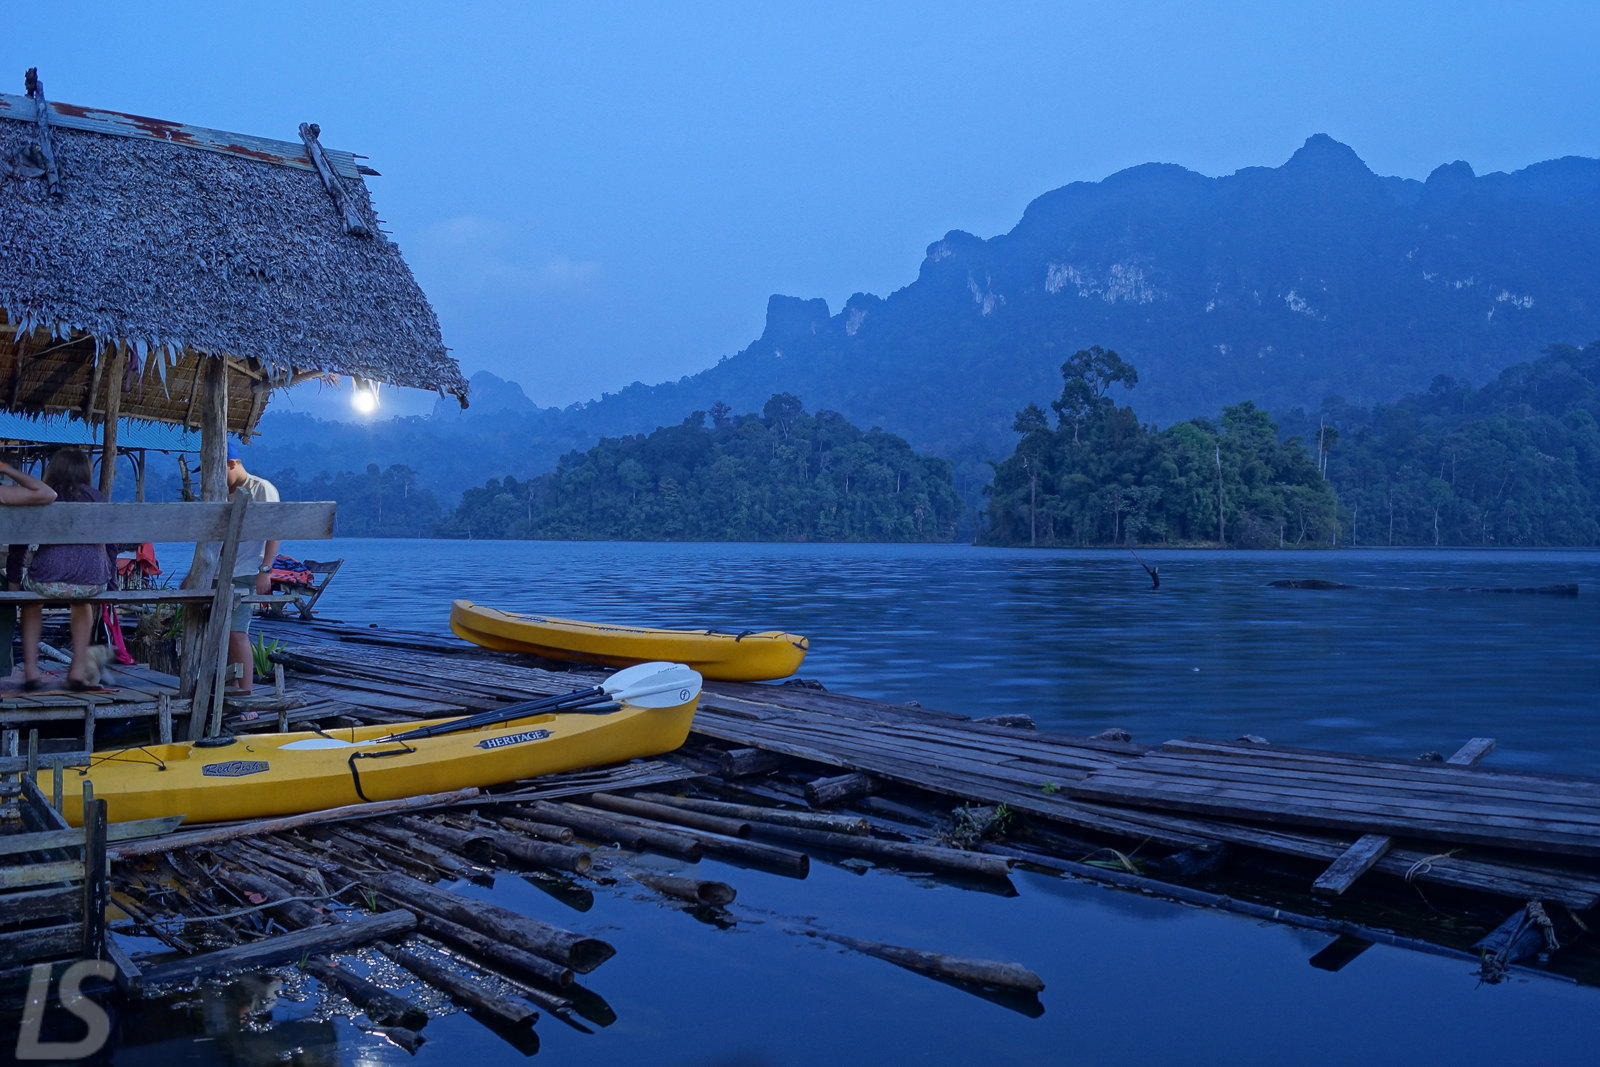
[
  {"left": 982, "top": 342, "right": 1600, "bottom": 549},
  {"left": 248, "top": 340, "right": 1600, "bottom": 548}
]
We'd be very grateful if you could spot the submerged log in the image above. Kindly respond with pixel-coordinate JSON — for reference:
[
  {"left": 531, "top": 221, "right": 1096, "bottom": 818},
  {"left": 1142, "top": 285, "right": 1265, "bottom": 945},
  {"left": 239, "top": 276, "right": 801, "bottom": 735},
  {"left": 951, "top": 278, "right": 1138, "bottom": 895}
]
[
  {"left": 630, "top": 792, "right": 869, "bottom": 835},
  {"left": 804, "top": 772, "right": 875, "bottom": 808},
  {"left": 811, "top": 931, "right": 1044, "bottom": 993},
  {"left": 304, "top": 954, "right": 428, "bottom": 1030},
  {"left": 376, "top": 940, "right": 538, "bottom": 1027},
  {"left": 750, "top": 824, "right": 1012, "bottom": 879},
  {"left": 587, "top": 792, "right": 751, "bottom": 838},
  {"left": 628, "top": 871, "right": 737, "bottom": 906},
  {"left": 212, "top": 868, "right": 325, "bottom": 929},
  {"left": 362, "top": 871, "right": 615, "bottom": 973},
  {"left": 139, "top": 910, "right": 417, "bottom": 985}
]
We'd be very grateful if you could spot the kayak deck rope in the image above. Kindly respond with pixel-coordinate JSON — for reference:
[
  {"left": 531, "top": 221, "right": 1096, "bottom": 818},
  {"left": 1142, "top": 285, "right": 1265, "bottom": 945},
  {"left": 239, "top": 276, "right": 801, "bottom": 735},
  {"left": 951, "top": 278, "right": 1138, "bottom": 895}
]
[{"left": 347, "top": 745, "right": 416, "bottom": 802}]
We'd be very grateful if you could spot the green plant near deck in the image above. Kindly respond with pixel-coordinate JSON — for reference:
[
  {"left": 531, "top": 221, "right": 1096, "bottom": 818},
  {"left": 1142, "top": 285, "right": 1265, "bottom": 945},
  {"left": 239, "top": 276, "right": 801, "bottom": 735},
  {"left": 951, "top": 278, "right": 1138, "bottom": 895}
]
[
  {"left": 1040, "top": 781, "right": 1058, "bottom": 795},
  {"left": 251, "top": 636, "right": 285, "bottom": 679},
  {"left": 1081, "top": 847, "right": 1145, "bottom": 875}
]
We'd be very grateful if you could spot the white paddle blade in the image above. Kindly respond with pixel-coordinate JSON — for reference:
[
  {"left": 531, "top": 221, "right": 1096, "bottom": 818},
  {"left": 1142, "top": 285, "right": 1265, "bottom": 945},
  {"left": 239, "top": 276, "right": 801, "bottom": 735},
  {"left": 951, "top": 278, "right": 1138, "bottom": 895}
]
[
  {"left": 279, "top": 737, "right": 363, "bottom": 750},
  {"left": 601, "top": 661, "right": 680, "bottom": 694},
  {"left": 615, "top": 666, "right": 702, "bottom": 708}
]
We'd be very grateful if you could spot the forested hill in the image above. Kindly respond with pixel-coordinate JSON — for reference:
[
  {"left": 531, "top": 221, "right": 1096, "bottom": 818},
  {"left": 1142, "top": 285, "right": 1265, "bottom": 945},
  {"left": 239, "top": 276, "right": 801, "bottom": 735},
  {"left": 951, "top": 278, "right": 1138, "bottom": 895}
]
[
  {"left": 434, "top": 396, "right": 963, "bottom": 542},
  {"left": 533, "top": 136, "right": 1600, "bottom": 460},
  {"left": 985, "top": 342, "right": 1600, "bottom": 548}
]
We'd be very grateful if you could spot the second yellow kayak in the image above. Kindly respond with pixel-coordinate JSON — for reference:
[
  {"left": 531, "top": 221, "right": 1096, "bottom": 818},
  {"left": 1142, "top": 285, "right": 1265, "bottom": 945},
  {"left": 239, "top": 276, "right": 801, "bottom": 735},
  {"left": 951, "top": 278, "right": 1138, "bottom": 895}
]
[{"left": 451, "top": 600, "right": 809, "bottom": 682}]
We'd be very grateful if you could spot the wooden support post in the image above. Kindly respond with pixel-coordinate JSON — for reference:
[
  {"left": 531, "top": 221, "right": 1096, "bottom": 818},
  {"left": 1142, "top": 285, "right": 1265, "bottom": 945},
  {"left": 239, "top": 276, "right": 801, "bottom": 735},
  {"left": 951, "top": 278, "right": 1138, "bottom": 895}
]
[
  {"left": 134, "top": 448, "right": 147, "bottom": 502},
  {"left": 81, "top": 791, "right": 108, "bottom": 960},
  {"left": 207, "top": 587, "right": 245, "bottom": 738},
  {"left": 27, "top": 728, "right": 37, "bottom": 776},
  {"left": 51, "top": 756, "right": 63, "bottom": 812},
  {"left": 157, "top": 695, "right": 172, "bottom": 745},
  {"left": 187, "top": 492, "right": 248, "bottom": 739},
  {"left": 183, "top": 353, "right": 229, "bottom": 600},
  {"left": 82, "top": 704, "right": 95, "bottom": 752},
  {"left": 1311, "top": 737, "right": 1498, "bottom": 896},
  {"left": 98, "top": 344, "right": 129, "bottom": 498}
]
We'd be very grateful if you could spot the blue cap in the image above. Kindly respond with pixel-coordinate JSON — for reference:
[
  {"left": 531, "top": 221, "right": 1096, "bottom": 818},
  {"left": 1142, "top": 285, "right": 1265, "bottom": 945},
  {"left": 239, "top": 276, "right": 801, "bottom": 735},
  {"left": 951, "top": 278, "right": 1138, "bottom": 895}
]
[{"left": 226, "top": 441, "right": 241, "bottom": 462}]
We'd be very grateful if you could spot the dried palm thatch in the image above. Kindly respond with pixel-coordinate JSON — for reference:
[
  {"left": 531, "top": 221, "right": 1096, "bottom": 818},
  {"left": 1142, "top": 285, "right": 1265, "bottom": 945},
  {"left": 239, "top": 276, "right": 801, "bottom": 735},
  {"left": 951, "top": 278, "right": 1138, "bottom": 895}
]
[{"left": 0, "top": 80, "right": 468, "bottom": 437}]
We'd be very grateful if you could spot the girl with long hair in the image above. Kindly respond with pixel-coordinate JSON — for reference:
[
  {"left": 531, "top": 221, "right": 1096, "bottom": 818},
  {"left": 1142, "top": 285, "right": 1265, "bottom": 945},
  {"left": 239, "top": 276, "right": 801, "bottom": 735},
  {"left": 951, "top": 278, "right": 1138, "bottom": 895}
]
[{"left": 19, "top": 450, "right": 114, "bottom": 690}]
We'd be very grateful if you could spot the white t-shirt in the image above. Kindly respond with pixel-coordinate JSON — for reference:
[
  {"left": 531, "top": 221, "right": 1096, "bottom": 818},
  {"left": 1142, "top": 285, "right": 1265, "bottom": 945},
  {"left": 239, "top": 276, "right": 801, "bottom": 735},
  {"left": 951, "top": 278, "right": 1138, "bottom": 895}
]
[{"left": 232, "top": 474, "right": 281, "bottom": 578}]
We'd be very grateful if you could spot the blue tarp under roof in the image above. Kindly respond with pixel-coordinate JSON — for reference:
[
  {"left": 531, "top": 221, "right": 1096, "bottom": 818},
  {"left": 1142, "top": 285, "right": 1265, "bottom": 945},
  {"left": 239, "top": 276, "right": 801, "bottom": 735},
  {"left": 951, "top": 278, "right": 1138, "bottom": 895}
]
[{"left": 0, "top": 412, "right": 199, "bottom": 451}]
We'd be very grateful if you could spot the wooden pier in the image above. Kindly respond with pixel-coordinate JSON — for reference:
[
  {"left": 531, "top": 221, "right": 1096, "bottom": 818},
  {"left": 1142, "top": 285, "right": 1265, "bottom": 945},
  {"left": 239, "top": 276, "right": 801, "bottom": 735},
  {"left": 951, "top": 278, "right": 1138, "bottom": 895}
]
[{"left": 4, "top": 613, "right": 1599, "bottom": 1043}]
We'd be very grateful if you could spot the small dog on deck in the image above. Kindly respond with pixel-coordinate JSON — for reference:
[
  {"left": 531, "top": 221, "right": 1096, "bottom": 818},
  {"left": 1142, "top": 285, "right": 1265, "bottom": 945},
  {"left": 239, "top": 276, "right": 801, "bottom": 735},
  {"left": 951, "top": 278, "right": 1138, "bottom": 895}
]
[{"left": 79, "top": 644, "right": 115, "bottom": 688}]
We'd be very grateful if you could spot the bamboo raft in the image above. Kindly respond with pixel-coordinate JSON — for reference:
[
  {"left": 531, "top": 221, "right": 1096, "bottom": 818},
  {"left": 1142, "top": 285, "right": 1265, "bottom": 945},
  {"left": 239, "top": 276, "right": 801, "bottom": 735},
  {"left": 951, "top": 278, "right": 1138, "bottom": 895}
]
[{"left": 3, "top": 613, "right": 1597, "bottom": 1045}]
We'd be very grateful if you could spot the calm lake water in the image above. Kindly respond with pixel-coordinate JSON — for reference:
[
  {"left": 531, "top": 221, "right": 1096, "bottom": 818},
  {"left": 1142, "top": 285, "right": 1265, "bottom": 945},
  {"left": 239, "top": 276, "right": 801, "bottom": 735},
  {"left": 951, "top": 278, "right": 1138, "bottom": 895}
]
[{"left": 112, "top": 541, "right": 1600, "bottom": 1065}]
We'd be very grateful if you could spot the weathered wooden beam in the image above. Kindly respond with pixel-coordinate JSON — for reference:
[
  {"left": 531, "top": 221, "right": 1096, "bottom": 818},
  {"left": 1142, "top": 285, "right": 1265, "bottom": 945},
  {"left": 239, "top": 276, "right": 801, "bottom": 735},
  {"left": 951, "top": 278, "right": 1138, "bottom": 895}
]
[
  {"left": 97, "top": 344, "right": 130, "bottom": 497},
  {"left": 0, "top": 886, "right": 79, "bottom": 925},
  {"left": 0, "top": 924, "right": 79, "bottom": 968},
  {"left": 1309, "top": 737, "right": 1498, "bottom": 896},
  {"left": 0, "top": 859, "right": 83, "bottom": 890},
  {"left": 24, "top": 69, "right": 61, "bottom": 196},
  {"left": 0, "top": 501, "right": 336, "bottom": 545},
  {"left": 630, "top": 791, "right": 870, "bottom": 835},
  {"left": 0, "top": 814, "right": 184, "bottom": 858},
  {"left": 81, "top": 795, "right": 108, "bottom": 959},
  {"left": 190, "top": 492, "right": 248, "bottom": 735},
  {"left": 107, "top": 787, "right": 481, "bottom": 859},
  {"left": 139, "top": 910, "right": 417, "bottom": 985},
  {"left": 750, "top": 822, "right": 1009, "bottom": 878},
  {"left": 298, "top": 123, "right": 371, "bottom": 237},
  {"left": 1311, "top": 833, "right": 1393, "bottom": 896}
]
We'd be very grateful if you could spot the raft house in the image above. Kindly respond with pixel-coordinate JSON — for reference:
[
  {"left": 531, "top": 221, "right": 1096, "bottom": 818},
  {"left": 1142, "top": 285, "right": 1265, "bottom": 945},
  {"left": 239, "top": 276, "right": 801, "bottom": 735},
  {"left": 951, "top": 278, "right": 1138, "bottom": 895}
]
[{"left": 2, "top": 70, "right": 1598, "bottom": 1047}]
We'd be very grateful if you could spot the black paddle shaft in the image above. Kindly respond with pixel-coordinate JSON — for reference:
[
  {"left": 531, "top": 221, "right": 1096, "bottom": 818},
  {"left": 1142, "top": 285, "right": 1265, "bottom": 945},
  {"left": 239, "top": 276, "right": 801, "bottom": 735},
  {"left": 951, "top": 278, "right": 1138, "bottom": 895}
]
[{"left": 387, "top": 685, "right": 605, "bottom": 742}]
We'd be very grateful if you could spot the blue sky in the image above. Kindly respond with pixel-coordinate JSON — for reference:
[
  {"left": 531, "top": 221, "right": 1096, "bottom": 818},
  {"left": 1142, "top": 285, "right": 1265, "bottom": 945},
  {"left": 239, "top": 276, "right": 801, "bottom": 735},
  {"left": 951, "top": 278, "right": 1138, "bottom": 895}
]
[{"left": 5, "top": 2, "right": 1597, "bottom": 420}]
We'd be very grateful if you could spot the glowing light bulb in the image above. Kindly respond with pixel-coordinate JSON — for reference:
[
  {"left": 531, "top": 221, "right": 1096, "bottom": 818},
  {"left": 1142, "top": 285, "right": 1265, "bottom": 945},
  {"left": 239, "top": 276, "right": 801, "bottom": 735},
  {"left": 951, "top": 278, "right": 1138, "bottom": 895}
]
[{"left": 351, "top": 379, "right": 380, "bottom": 414}]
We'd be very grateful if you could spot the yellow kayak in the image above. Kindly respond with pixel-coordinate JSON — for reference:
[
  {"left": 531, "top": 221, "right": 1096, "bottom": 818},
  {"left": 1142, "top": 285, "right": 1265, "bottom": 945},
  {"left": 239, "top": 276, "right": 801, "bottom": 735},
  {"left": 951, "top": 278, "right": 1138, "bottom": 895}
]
[
  {"left": 450, "top": 600, "right": 809, "bottom": 682},
  {"left": 45, "top": 692, "right": 699, "bottom": 826}
]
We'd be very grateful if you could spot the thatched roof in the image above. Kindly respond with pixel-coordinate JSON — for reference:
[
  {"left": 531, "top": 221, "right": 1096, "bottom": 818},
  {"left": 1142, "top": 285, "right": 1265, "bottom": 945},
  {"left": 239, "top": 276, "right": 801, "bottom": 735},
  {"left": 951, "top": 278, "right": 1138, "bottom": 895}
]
[{"left": 0, "top": 82, "right": 468, "bottom": 434}]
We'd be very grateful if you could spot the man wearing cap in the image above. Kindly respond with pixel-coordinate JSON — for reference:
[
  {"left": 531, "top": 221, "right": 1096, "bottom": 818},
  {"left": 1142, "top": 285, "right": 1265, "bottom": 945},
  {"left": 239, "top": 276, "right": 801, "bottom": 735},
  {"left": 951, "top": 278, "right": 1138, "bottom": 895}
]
[{"left": 223, "top": 442, "right": 279, "bottom": 695}]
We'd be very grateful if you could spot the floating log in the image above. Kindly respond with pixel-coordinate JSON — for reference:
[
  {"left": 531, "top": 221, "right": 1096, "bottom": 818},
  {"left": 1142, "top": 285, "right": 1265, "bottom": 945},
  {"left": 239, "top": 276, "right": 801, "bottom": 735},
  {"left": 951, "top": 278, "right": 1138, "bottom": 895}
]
[
  {"left": 357, "top": 821, "right": 490, "bottom": 880},
  {"left": 376, "top": 940, "right": 538, "bottom": 1028},
  {"left": 718, "top": 747, "right": 787, "bottom": 778},
  {"left": 304, "top": 954, "right": 428, "bottom": 1030},
  {"left": 407, "top": 910, "right": 574, "bottom": 988},
  {"left": 531, "top": 802, "right": 703, "bottom": 859},
  {"left": 630, "top": 792, "right": 869, "bottom": 835},
  {"left": 567, "top": 804, "right": 809, "bottom": 875},
  {"left": 811, "top": 931, "right": 1044, "bottom": 993},
  {"left": 139, "top": 910, "right": 417, "bottom": 985},
  {"left": 497, "top": 816, "right": 574, "bottom": 844},
  {"left": 212, "top": 868, "right": 325, "bottom": 929},
  {"left": 108, "top": 788, "right": 481, "bottom": 859},
  {"left": 629, "top": 871, "right": 737, "bottom": 906},
  {"left": 750, "top": 824, "right": 1012, "bottom": 879},
  {"left": 360, "top": 871, "right": 615, "bottom": 973},
  {"left": 804, "top": 772, "right": 875, "bottom": 808},
  {"left": 454, "top": 820, "right": 592, "bottom": 875},
  {"left": 388, "top": 815, "right": 494, "bottom": 862},
  {"left": 587, "top": 792, "right": 752, "bottom": 838}
]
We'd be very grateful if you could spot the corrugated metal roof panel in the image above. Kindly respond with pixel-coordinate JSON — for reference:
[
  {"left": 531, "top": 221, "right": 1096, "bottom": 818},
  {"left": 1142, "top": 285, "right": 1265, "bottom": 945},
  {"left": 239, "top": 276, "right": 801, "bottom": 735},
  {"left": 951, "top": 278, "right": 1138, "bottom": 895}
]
[
  {"left": 0, "top": 92, "right": 372, "bottom": 178},
  {"left": 0, "top": 412, "right": 199, "bottom": 451}
]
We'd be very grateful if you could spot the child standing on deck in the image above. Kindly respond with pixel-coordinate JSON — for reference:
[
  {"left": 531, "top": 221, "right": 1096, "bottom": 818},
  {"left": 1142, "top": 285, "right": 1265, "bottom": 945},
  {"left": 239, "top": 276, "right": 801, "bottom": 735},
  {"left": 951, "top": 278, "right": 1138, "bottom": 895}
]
[{"left": 18, "top": 450, "right": 113, "bottom": 690}]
